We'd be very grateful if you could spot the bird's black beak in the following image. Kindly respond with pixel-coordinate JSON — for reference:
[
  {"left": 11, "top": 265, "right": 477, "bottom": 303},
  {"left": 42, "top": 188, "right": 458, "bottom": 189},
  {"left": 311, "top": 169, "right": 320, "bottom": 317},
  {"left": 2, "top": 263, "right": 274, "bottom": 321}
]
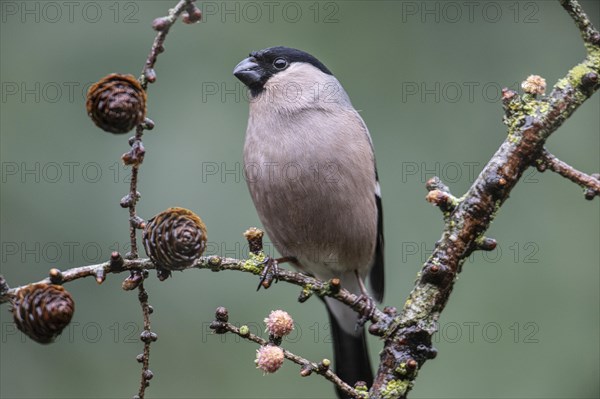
[{"left": 233, "top": 57, "right": 262, "bottom": 87}]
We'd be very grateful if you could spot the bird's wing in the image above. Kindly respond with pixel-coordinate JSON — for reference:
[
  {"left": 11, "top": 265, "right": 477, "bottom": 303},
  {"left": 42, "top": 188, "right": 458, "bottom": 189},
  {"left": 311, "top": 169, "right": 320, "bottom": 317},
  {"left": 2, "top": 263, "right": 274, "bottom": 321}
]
[
  {"left": 353, "top": 110, "right": 385, "bottom": 302},
  {"left": 370, "top": 177, "right": 385, "bottom": 302}
]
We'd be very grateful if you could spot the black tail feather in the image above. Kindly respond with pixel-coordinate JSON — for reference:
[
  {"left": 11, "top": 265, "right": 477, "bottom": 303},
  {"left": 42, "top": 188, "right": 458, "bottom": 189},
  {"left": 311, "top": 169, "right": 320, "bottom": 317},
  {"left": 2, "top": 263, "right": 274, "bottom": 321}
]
[{"left": 326, "top": 305, "right": 373, "bottom": 399}]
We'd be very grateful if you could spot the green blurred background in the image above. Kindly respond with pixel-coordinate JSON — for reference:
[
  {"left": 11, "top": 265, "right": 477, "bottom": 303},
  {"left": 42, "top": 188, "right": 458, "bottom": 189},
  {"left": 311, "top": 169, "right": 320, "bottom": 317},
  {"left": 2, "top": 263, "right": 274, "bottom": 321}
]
[{"left": 1, "top": 1, "right": 598, "bottom": 398}]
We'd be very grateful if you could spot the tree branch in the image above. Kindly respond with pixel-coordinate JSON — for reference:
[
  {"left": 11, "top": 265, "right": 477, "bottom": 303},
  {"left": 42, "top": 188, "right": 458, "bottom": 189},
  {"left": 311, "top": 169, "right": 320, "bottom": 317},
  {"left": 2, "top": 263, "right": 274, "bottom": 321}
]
[
  {"left": 535, "top": 148, "right": 600, "bottom": 198},
  {"left": 368, "top": 1, "right": 600, "bottom": 398},
  {"left": 209, "top": 308, "right": 362, "bottom": 398},
  {"left": 0, "top": 251, "right": 385, "bottom": 326}
]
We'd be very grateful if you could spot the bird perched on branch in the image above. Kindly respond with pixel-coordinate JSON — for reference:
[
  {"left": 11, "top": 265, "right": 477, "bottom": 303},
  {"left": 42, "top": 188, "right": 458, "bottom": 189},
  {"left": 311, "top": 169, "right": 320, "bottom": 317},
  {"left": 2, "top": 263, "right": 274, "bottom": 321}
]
[{"left": 234, "top": 46, "right": 384, "bottom": 398}]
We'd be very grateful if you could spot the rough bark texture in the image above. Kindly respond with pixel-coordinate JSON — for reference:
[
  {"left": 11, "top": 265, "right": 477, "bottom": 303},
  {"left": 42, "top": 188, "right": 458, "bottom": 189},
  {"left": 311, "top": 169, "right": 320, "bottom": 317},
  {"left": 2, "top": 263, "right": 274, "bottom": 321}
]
[{"left": 368, "top": 1, "right": 600, "bottom": 397}]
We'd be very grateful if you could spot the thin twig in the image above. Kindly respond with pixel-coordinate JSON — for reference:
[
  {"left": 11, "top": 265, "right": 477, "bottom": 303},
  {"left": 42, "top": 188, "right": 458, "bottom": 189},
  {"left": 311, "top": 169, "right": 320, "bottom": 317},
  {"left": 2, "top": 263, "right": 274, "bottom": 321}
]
[
  {"left": 559, "top": 0, "right": 600, "bottom": 45},
  {"left": 127, "top": 0, "right": 194, "bottom": 258},
  {"left": 535, "top": 148, "right": 600, "bottom": 197},
  {"left": 211, "top": 318, "right": 360, "bottom": 398},
  {"left": 137, "top": 282, "right": 153, "bottom": 398},
  {"left": 125, "top": 1, "right": 196, "bottom": 397},
  {"left": 0, "top": 254, "right": 385, "bottom": 325}
]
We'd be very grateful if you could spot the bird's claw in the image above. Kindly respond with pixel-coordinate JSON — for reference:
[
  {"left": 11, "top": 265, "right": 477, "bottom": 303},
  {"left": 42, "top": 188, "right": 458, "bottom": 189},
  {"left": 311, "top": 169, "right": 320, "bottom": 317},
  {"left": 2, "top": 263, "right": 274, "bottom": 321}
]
[
  {"left": 257, "top": 256, "right": 279, "bottom": 290},
  {"left": 353, "top": 294, "right": 376, "bottom": 329}
]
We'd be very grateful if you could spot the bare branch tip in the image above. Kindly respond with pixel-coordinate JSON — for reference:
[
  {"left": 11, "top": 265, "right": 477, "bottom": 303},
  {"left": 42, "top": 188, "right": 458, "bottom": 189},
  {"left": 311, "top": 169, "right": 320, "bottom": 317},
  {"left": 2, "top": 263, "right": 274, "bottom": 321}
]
[
  {"left": 49, "top": 268, "right": 64, "bottom": 285},
  {"left": 536, "top": 150, "right": 600, "bottom": 198},
  {"left": 95, "top": 267, "right": 106, "bottom": 285},
  {"left": 244, "top": 227, "right": 265, "bottom": 254},
  {"left": 425, "top": 176, "right": 450, "bottom": 193},
  {"left": 560, "top": 0, "right": 600, "bottom": 46},
  {"left": 476, "top": 237, "right": 498, "bottom": 252},
  {"left": 425, "top": 189, "right": 458, "bottom": 213}
]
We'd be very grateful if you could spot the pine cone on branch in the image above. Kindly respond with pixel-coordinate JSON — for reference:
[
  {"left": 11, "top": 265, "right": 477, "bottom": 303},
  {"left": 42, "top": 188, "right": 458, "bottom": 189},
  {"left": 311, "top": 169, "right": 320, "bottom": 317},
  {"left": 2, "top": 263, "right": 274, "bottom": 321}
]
[
  {"left": 143, "top": 207, "right": 208, "bottom": 280},
  {"left": 86, "top": 73, "right": 147, "bottom": 134},
  {"left": 11, "top": 283, "right": 75, "bottom": 344}
]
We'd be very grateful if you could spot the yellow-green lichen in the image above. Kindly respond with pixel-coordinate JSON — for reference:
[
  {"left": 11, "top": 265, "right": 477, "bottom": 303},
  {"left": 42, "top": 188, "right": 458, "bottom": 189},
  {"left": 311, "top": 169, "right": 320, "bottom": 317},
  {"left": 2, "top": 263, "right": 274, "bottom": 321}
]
[
  {"left": 381, "top": 379, "right": 412, "bottom": 399},
  {"left": 507, "top": 134, "right": 520, "bottom": 144},
  {"left": 355, "top": 382, "right": 369, "bottom": 397},
  {"left": 242, "top": 252, "right": 266, "bottom": 274},
  {"left": 555, "top": 62, "right": 596, "bottom": 92},
  {"left": 569, "top": 63, "right": 594, "bottom": 86},
  {"left": 395, "top": 362, "right": 408, "bottom": 376}
]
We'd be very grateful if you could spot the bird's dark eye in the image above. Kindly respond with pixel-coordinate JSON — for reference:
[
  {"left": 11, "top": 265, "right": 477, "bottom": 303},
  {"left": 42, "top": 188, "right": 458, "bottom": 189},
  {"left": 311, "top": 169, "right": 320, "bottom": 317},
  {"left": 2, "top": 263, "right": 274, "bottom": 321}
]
[{"left": 273, "top": 58, "right": 288, "bottom": 70}]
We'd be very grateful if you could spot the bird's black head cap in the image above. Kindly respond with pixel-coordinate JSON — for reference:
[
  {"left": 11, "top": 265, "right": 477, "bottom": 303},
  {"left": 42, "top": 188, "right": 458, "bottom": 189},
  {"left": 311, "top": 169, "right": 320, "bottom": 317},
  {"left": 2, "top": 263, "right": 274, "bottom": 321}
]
[{"left": 234, "top": 46, "right": 332, "bottom": 96}]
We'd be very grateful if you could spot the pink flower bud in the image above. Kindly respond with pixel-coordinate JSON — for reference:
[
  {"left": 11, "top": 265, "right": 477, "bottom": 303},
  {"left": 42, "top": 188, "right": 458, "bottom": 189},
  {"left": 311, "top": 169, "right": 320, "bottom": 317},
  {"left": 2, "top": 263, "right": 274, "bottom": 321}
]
[
  {"left": 255, "top": 345, "right": 284, "bottom": 374},
  {"left": 264, "top": 310, "right": 294, "bottom": 338}
]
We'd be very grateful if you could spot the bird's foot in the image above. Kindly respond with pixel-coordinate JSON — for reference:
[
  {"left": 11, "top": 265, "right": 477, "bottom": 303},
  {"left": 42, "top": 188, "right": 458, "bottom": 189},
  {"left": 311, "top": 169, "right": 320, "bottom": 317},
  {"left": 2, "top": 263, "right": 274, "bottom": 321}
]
[
  {"left": 256, "top": 256, "right": 296, "bottom": 290},
  {"left": 257, "top": 257, "right": 279, "bottom": 290},
  {"left": 353, "top": 270, "right": 376, "bottom": 328},
  {"left": 352, "top": 294, "right": 376, "bottom": 329}
]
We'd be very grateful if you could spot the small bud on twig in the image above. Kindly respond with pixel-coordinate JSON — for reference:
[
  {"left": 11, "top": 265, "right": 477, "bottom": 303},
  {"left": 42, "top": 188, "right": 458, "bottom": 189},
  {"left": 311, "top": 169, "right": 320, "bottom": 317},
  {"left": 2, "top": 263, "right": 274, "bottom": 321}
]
[
  {"left": 502, "top": 87, "right": 517, "bottom": 103},
  {"left": 425, "top": 176, "right": 451, "bottom": 194},
  {"left": 122, "top": 141, "right": 146, "bottom": 166},
  {"left": 208, "top": 256, "right": 222, "bottom": 269},
  {"left": 476, "top": 237, "right": 497, "bottom": 251},
  {"left": 122, "top": 273, "right": 143, "bottom": 291},
  {"left": 49, "top": 268, "right": 63, "bottom": 284},
  {"left": 580, "top": 72, "right": 598, "bottom": 91},
  {"left": 421, "top": 262, "right": 450, "bottom": 285},
  {"left": 368, "top": 322, "right": 386, "bottom": 337},
  {"left": 144, "top": 68, "right": 157, "bottom": 83},
  {"left": 584, "top": 173, "right": 600, "bottom": 200},
  {"left": 152, "top": 17, "right": 170, "bottom": 31},
  {"left": 239, "top": 325, "right": 250, "bottom": 336},
  {"left": 318, "top": 358, "right": 331, "bottom": 372},
  {"left": 406, "top": 359, "right": 418, "bottom": 369},
  {"left": 130, "top": 215, "right": 146, "bottom": 230},
  {"left": 140, "top": 330, "right": 158, "bottom": 343},
  {"left": 182, "top": 5, "right": 202, "bottom": 24},
  {"left": 329, "top": 278, "right": 341, "bottom": 295},
  {"left": 94, "top": 267, "right": 106, "bottom": 284},
  {"left": 142, "top": 118, "right": 155, "bottom": 130},
  {"left": 215, "top": 306, "right": 229, "bottom": 322},
  {"left": 143, "top": 370, "right": 154, "bottom": 381},
  {"left": 521, "top": 74, "right": 546, "bottom": 95},
  {"left": 244, "top": 227, "right": 264, "bottom": 254},
  {"left": 109, "top": 252, "right": 125, "bottom": 271},
  {"left": 425, "top": 189, "right": 458, "bottom": 212},
  {"left": 300, "top": 364, "right": 313, "bottom": 377},
  {"left": 120, "top": 192, "right": 141, "bottom": 208}
]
